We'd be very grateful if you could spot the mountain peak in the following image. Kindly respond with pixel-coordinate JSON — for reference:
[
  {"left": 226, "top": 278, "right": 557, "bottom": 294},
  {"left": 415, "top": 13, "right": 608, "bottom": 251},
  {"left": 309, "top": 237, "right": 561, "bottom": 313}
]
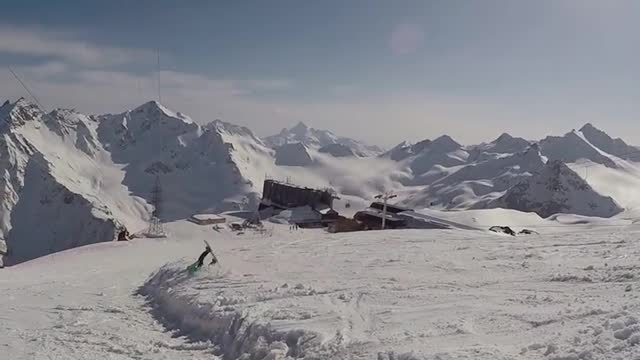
[
  {"left": 579, "top": 123, "right": 599, "bottom": 133},
  {"left": 290, "top": 121, "right": 309, "bottom": 134},
  {"left": 576, "top": 123, "right": 640, "bottom": 161},
  {"left": 431, "top": 135, "right": 461, "bottom": 152},
  {"left": 578, "top": 122, "right": 614, "bottom": 142},
  {"left": 133, "top": 100, "right": 163, "bottom": 113},
  {"left": 0, "top": 98, "right": 44, "bottom": 131},
  {"left": 264, "top": 121, "right": 381, "bottom": 156},
  {"left": 131, "top": 101, "right": 193, "bottom": 124},
  {"left": 494, "top": 132, "right": 514, "bottom": 143}
]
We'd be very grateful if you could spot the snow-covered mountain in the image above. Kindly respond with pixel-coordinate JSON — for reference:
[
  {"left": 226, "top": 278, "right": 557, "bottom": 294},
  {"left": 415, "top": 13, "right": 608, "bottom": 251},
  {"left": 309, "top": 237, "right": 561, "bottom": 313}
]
[
  {"left": 390, "top": 124, "right": 640, "bottom": 217},
  {"left": 579, "top": 123, "right": 640, "bottom": 161},
  {"left": 468, "top": 133, "right": 531, "bottom": 162},
  {"left": 263, "top": 121, "right": 383, "bottom": 157},
  {"left": 484, "top": 160, "right": 622, "bottom": 218},
  {"left": 0, "top": 99, "right": 277, "bottom": 265},
  {"left": 404, "top": 144, "right": 546, "bottom": 209},
  {"left": 96, "top": 101, "right": 272, "bottom": 220},
  {"left": 383, "top": 135, "right": 469, "bottom": 180},
  {"left": 0, "top": 98, "right": 149, "bottom": 266},
  {"left": 3, "top": 96, "right": 640, "bottom": 265},
  {"left": 539, "top": 129, "right": 618, "bottom": 168}
]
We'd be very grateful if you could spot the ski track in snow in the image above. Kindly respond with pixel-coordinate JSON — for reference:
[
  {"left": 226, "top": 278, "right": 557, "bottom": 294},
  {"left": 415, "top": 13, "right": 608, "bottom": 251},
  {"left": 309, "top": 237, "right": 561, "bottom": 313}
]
[{"left": 3, "top": 220, "right": 640, "bottom": 359}]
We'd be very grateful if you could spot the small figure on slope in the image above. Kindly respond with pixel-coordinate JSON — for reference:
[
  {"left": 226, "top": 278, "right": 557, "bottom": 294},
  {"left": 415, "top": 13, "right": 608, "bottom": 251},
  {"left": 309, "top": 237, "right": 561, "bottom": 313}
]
[{"left": 187, "top": 240, "right": 218, "bottom": 274}]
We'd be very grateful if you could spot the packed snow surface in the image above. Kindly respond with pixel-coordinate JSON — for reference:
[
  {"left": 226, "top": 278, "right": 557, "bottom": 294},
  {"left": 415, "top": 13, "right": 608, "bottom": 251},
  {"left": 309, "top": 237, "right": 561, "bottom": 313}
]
[{"left": 2, "top": 219, "right": 640, "bottom": 359}]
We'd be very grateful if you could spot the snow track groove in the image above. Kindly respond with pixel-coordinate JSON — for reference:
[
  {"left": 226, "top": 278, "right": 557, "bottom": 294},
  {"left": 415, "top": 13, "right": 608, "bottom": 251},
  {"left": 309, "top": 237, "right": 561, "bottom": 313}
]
[{"left": 138, "top": 263, "right": 334, "bottom": 359}]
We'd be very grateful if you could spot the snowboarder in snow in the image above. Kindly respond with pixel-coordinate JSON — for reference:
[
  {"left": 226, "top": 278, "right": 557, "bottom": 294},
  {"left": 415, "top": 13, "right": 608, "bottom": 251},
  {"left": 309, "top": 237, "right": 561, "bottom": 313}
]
[{"left": 187, "top": 241, "right": 218, "bottom": 273}]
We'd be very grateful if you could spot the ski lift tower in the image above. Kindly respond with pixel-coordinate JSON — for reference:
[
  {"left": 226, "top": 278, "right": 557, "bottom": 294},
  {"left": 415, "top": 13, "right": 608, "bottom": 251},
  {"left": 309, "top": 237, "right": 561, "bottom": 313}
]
[
  {"left": 146, "top": 176, "right": 167, "bottom": 238},
  {"left": 374, "top": 191, "right": 397, "bottom": 230}
]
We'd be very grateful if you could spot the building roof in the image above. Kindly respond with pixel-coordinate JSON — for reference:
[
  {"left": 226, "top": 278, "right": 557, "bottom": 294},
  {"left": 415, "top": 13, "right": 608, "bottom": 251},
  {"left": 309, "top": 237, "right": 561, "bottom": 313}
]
[
  {"left": 369, "top": 202, "right": 413, "bottom": 213},
  {"left": 355, "top": 208, "right": 405, "bottom": 222},
  {"left": 265, "top": 179, "right": 332, "bottom": 193}
]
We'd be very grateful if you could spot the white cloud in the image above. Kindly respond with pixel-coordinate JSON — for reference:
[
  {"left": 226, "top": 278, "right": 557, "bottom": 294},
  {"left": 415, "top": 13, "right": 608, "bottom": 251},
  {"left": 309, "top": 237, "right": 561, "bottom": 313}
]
[
  {"left": 3, "top": 60, "right": 571, "bottom": 148},
  {"left": 3, "top": 27, "right": 628, "bottom": 148},
  {"left": 2, "top": 61, "right": 599, "bottom": 148},
  {"left": 0, "top": 27, "right": 153, "bottom": 67}
]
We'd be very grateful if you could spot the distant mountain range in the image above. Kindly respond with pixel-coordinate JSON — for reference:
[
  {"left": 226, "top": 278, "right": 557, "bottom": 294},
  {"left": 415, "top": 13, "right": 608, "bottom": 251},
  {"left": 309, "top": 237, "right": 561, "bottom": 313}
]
[
  {"left": 263, "top": 121, "right": 383, "bottom": 157},
  {"left": 1, "top": 97, "right": 638, "bottom": 265}
]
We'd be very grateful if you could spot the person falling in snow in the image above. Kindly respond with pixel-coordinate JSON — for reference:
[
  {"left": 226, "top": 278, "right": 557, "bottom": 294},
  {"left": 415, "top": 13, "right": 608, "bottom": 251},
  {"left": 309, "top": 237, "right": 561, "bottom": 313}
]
[{"left": 187, "top": 241, "right": 218, "bottom": 273}]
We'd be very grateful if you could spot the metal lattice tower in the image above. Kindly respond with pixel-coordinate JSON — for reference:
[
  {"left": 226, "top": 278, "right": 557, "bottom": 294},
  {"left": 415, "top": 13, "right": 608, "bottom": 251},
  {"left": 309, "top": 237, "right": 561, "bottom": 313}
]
[{"left": 146, "top": 176, "right": 166, "bottom": 237}]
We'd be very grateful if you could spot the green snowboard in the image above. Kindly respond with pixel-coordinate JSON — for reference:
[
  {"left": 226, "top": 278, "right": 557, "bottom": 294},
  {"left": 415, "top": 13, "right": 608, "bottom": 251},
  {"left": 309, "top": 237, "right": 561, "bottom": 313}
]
[{"left": 186, "top": 262, "right": 201, "bottom": 274}]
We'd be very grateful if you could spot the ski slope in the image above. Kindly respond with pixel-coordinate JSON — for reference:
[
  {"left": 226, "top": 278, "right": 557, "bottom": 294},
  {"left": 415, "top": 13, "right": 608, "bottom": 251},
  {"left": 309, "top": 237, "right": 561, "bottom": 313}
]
[{"left": 2, "top": 219, "right": 640, "bottom": 359}]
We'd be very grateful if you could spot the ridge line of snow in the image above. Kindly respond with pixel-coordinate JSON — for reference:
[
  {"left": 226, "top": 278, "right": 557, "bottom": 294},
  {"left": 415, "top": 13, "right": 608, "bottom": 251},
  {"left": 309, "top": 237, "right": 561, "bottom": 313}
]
[{"left": 137, "top": 262, "right": 331, "bottom": 359}]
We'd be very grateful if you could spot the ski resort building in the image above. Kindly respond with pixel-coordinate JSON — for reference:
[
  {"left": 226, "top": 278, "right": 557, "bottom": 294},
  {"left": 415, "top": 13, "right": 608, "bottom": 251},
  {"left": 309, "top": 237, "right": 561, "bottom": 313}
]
[
  {"left": 353, "top": 203, "right": 449, "bottom": 230},
  {"left": 188, "top": 213, "right": 226, "bottom": 226},
  {"left": 354, "top": 209, "right": 407, "bottom": 229},
  {"left": 259, "top": 180, "right": 335, "bottom": 210},
  {"left": 369, "top": 202, "right": 413, "bottom": 214},
  {"left": 259, "top": 180, "right": 341, "bottom": 227}
]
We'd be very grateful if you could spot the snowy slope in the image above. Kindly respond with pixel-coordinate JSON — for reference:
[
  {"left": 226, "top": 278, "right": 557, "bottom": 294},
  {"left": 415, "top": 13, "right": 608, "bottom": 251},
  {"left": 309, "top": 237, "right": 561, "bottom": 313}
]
[
  {"left": 318, "top": 143, "right": 356, "bottom": 157},
  {"left": 264, "top": 121, "right": 382, "bottom": 157},
  {"left": 5, "top": 220, "right": 640, "bottom": 359},
  {"left": 274, "top": 142, "right": 313, "bottom": 166}
]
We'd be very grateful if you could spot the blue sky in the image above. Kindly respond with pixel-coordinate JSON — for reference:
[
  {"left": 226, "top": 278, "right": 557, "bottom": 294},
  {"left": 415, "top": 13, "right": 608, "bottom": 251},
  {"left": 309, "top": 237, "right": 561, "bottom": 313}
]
[{"left": 1, "top": 0, "right": 639, "bottom": 146}]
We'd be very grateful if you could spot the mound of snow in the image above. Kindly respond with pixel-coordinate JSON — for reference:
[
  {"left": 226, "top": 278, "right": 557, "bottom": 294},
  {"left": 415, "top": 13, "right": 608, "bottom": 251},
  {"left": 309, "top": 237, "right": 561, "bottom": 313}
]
[{"left": 487, "top": 160, "right": 622, "bottom": 218}]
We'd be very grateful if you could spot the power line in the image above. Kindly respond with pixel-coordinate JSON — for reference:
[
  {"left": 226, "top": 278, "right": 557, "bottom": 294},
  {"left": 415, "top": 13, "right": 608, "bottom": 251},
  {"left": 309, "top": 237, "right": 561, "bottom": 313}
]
[
  {"left": 7, "top": 66, "right": 46, "bottom": 111},
  {"left": 156, "top": 48, "right": 162, "bottom": 104}
]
